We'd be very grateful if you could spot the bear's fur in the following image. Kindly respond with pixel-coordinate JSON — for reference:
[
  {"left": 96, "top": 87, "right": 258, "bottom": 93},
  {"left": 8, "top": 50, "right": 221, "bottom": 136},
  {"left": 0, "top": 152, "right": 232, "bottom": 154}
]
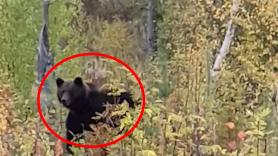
[{"left": 56, "top": 77, "right": 135, "bottom": 154}]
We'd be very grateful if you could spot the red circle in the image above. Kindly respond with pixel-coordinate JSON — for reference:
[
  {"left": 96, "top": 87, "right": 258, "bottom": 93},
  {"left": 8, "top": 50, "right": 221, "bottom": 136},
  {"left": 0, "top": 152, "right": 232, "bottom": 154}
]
[{"left": 37, "top": 52, "right": 146, "bottom": 149}]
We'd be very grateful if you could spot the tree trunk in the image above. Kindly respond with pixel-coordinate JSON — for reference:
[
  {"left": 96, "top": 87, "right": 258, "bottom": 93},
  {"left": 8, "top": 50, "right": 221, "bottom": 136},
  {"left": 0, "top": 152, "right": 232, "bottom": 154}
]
[
  {"left": 145, "top": 0, "right": 156, "bottom": 54},
  {"left": 211, "top": 0, "right": 239, "bottom": 80}
]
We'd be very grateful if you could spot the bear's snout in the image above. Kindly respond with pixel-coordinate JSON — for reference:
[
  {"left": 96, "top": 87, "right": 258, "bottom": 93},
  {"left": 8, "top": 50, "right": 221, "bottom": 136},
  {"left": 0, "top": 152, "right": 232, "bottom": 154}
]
[
  {"left": 60, "top": 92, "right": 71, "bottom": 107},
  {"left": 61, "top": 99, "right": 68, "bottom": 105}
]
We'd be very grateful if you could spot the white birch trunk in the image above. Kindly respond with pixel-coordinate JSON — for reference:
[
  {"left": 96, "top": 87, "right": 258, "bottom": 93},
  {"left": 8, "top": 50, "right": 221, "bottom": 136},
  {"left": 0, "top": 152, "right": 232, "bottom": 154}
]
[{"left": 211, "top": 0, "right": 239, "bottom": 80}]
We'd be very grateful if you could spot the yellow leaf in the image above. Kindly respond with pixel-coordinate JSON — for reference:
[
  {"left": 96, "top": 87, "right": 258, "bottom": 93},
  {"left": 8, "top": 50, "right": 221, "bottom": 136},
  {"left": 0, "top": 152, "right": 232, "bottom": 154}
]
[{"left": 137, "top": 150, "right": 157, "bottom": 156}]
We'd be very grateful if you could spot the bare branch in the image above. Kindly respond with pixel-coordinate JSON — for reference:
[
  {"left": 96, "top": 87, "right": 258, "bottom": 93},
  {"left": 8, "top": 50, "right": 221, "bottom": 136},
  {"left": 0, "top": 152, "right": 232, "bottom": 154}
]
[{"left": 211, "top": 0, "right": 239, "bottom": 80}]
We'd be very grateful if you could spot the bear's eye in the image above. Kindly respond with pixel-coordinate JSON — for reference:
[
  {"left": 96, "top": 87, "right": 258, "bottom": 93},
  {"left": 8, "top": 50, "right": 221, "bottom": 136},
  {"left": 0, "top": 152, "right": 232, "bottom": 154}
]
[{"left": 60, "top": 90, "right": 65, "bottom": 96}]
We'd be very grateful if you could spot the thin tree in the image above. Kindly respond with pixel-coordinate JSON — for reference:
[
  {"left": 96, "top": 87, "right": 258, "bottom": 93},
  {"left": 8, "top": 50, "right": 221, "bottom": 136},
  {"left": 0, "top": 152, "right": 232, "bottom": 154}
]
[{"left": 211, "top": 0, "right": 239, "bottom": 80}]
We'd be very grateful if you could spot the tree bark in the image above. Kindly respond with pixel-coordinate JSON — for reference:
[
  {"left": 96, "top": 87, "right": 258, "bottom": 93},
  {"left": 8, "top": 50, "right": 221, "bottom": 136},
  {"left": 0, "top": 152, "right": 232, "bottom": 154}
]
[
  {"left": 36, "top": 0, "right": 54, "bottom": 110},
  {"left": 145, "top": 0, "right": 156, "bottom": 54}
]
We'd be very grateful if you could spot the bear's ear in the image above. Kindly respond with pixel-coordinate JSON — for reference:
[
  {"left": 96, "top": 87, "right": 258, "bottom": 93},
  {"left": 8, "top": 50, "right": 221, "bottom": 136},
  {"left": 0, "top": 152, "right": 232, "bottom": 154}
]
[
  {"left": 56, "top": 78, "right": 64, "bottom": 87},
  {"left": 74, "top": 77, "right": 83, "bottom": 86}
]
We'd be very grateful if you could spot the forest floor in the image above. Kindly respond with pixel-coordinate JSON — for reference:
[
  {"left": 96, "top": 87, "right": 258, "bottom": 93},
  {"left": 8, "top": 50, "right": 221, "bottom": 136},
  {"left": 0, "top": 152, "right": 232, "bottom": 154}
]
[
  {"left": 0, "top": 72, "right": 108, "bottom": 155},
  {"left": 0, "top": 72, "right": 41, "bottom": 156},
  {"left": 0, "top": 74, "right": 17, "bottom": 155}
]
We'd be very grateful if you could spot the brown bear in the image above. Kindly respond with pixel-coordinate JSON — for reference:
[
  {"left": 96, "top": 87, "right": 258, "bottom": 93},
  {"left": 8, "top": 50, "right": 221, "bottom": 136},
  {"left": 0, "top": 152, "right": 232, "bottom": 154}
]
[{"left": 56, "top": 77, "right": 135, "bottom": 154}]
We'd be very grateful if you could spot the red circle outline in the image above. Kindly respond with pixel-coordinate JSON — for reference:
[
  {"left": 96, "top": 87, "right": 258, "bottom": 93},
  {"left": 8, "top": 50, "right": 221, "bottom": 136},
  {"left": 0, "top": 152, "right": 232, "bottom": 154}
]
[{"left": 37, "top": 52, "right": 146, "bottom": 148}]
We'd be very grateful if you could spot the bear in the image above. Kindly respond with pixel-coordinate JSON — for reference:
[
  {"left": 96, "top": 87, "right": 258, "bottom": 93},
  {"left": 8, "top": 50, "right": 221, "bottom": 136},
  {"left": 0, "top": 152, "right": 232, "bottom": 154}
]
[{"left": 56, "top": 77, "right": 136, "bottom": 154}]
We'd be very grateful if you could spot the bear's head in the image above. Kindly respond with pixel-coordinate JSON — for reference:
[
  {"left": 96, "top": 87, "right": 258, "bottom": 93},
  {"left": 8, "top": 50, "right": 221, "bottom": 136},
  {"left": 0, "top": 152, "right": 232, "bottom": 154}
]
[{"left": 56, "top": 77, "right": 88, "bottom": 111}]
